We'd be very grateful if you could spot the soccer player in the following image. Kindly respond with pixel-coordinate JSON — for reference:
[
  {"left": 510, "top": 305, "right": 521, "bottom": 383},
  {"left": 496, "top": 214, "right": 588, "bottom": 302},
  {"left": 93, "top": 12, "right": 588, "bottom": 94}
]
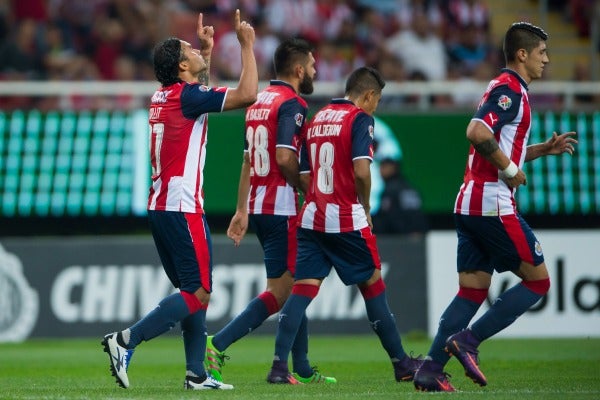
[
  {"left": 265, "top": 67, "right": 422, "bottom": 384},
  {"left": 413, "top": 22, "right": 577, "bottom": 392},
  {"left": 101, "top": 10, "right": 258, "bottom": 390},
  {"left": 205, "top": 38, "right": 335, "bottom": 385}
]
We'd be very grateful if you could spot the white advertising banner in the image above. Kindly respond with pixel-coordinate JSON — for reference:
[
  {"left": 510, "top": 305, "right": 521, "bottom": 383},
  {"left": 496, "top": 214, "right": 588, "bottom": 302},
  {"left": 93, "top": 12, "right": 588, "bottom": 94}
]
[{"left": 427, "top": 230, "right": 600, "bottom": 338}]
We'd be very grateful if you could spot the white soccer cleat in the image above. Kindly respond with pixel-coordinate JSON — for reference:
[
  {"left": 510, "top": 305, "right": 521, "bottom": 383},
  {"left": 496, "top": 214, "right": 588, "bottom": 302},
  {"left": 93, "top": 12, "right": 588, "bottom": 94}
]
[
  {"left": 101, "top": 332, "right": 134, "bottom": 388},
  {"left": 184, "top": 374, "right": 234, "bottom": 390}
]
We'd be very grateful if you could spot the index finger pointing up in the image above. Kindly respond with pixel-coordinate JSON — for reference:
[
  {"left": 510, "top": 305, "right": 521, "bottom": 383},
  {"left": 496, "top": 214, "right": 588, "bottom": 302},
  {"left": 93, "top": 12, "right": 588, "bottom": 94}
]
[
  {"left": 234, "top": 9, "right": 240, "bottom": 29},
  {"left": 198, "top": 13, "right": 203, "bottom": 29}
]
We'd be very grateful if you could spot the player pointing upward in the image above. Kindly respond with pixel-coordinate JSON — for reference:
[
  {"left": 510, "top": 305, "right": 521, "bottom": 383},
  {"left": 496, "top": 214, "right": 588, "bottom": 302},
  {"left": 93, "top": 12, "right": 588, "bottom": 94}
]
[{"left": 101, "top": 10, "right": 257, "bottom": 391}]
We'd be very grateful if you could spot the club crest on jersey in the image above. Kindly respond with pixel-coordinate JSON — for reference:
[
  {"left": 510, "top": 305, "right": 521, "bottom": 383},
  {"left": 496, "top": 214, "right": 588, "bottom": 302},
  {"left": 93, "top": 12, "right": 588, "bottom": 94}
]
[
  {"left": 294, "top": 113, "right": 304, "bottom": 127},
  {"left": 368, "top": 125, "right": 374, "bottom": 138},
  {"left": 198, "top": 85, "right": 210, "bottom": 92},
  {"left": 497, "top": 95, "right": 512, "bottom": 110},
  {"left": 534, "top": 241, "right": 543, "bottom": 256}
]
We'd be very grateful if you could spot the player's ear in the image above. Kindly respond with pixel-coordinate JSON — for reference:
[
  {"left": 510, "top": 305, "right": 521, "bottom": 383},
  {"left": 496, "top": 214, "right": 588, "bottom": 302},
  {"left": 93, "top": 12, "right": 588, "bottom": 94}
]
[
  {"left": 179, "top": 59, "right": 189, "bottom": 72},
  {"left": 517, "top": 48, "right": 527, "bottom": 62}
]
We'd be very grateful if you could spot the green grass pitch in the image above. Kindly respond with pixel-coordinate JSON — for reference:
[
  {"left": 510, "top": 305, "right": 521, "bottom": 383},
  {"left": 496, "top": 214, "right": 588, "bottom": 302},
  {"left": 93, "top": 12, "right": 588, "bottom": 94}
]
[{"left": 1, "top": 335, "right": 598, "bottom": 399}]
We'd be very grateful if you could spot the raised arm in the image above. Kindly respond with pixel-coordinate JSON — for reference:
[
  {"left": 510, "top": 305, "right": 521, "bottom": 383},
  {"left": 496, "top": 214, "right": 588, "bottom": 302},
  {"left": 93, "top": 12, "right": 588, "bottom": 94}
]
[
  {"left": 223, "top": 9, "right": 258, "bottom": 110},
  {"left": 196, "top": 13, "right": 214, "bottom": 86}
]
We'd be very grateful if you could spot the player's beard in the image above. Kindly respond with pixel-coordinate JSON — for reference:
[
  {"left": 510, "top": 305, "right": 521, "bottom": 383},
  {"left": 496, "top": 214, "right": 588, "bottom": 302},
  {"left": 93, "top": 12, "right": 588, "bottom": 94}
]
[{"left": 299, "top": 73, "right": 314, "bottom": 95}]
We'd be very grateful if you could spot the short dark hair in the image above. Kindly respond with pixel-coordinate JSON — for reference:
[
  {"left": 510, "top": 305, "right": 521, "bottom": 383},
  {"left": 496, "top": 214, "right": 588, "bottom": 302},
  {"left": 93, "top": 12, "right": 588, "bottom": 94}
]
[
  {"left": 344, "top": 67, "right": 386, "bottom": 97},
  {"left": 153, "top": 37, "right": 184, "bottom": 86},
  {"left": 273, "top": 38, "right": 312, "bottom": 77},
  {"left": 503, "top": 22, "right": 548, "bottom": 63}
]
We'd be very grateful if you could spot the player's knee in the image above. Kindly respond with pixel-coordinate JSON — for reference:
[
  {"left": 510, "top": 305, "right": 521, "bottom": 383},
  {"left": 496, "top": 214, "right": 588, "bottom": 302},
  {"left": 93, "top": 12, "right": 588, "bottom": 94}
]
[
  {"left": 180, "top": 290, "right": 208, "bottom": 313},
  {"left": 258, "top": 291, "right": 281, "bottom": 315},
  {"left": 291, "top": 283, "right": 320, "bottom": 299},
  {"left": 522, "top": 277, "right": 550, "bottom": 295},
  {"left": 360, "top": 278, "right": 386, "bottom": 300},
  {"left": 457, "top": 286, "right": 489, "bottom": 304}
]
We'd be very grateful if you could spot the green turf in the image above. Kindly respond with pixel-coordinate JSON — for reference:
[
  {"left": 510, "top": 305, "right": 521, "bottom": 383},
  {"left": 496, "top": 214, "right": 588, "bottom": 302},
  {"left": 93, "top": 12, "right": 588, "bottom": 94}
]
[{"left": 0, "top": 335, "right": 598, "bottom": 399}]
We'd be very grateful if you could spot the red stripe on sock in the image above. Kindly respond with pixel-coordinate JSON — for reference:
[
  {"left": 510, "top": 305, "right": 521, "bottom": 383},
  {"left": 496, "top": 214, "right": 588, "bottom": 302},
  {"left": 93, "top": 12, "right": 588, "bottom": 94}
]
[
  {"left": 292, "top": 283, "right": 319, "bottom": 299},
  {"left": 457, "top": 286, "right": 488, "bottom": 304},
  {"left": 180, "top": 291, "right": 206, "bottom": 313},
  {"left": 522, "top": 278, "right": 550, "bottom": 295},
  {"left": 258, "top": 291, "right": 280, "bottom": 315},
  {"left": 360, "top": 278, "right": 386, "bottom": 300}
]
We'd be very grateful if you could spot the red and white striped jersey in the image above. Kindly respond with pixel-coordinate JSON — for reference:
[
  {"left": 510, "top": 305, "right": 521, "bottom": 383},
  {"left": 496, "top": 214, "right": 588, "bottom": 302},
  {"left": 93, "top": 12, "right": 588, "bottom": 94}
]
[
  {"left": 454, "top": 69, "right": 531, "bottom": 216},
  {"left": 299, "top": 99, "right": 374, "bottom": 232},
  {"left": 245, "top": 81, "right": 308, "bottom": 216},
  {"left": 147, "top": 81, "right": 227, "bottom": 213}
]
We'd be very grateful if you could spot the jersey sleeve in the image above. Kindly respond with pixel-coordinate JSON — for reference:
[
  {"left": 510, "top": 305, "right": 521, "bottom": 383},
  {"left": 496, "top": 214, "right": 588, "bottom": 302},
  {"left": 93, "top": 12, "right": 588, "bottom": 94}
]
[
  {"left": 299, "top": 128, "right": 310, "bottom": 174},
  {"left": 473, "top": 85, "right": 521, "bottom": 133},
  {"left": 351, "top": 112, "right": 375, "bottom": 161},
  {"left": 180, "top": 84, "right": 227, "bottom": 119},
  {"left": 276, "top": 97, "right": 307, "bottom": 151}
]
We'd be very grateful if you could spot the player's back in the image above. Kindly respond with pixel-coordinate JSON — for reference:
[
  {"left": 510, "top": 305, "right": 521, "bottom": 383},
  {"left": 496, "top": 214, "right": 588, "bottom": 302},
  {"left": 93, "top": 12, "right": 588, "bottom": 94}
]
[
  {"left": 246, "top": 81, "right": 307, "bottom": 216},
  {"left": 300, "top": 99, "right": 372, "bottom": 233}
]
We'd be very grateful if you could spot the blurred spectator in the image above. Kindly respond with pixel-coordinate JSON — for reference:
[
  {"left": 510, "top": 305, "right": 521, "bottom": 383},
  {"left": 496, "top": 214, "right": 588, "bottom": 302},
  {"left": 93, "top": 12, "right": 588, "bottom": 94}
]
[
  {"left": 569, "top": 0, "right": 594, "bottom": 37},
  {"left": 372, "top": 158, "right": 428, "bottom": 236},
  {"left": 213, "top": 13, "right": 279, "bottom": 81},
  {"left": 447, "top": 23, "right": 491, "bottom": 74},
  {"left": 572, "top": 59, "right": 600, "bottom": 105},
  {"left": 264, "top": 0, "right": 321, "bottom": 42},
  {"left": 314, "top": 39, "right": 350, "bottom": 82},
  {"left": 443, "top": 0, "right": 490, "bottom": 43},
  {"left": 385, "top": 11, "right": 447, "bottom": 81},
  {"left": 370, "top": 116, "right": 403, "bottom": 216},
  {"left": 393, "top": 0, "right": 445, "bottom": 36},
  {"left": 318, "top": 0, "right": 355, "bottom": 41},
  {"left": 0, "top": 18, "right": 43, "bottom": 79}
]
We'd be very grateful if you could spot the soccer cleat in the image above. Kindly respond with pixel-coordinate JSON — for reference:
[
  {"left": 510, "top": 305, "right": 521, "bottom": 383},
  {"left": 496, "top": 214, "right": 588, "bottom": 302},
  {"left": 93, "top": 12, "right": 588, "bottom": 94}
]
[
  {"left": 292, "top": 366, "right": 337, "bottom": 383},
  {"left": 204, "top": 335, "right": 229, "bottom": 382},
  {"left": 184, "top": 374, "right": 234, "bottom": 390},
  {"left": 413, "top": 359, "right": 456, "bottom": 392},
  {"left": 393, "top": 353, "right": 423, "bottom": 382},
  {"left": 267, "top": 367, "right": 302, "bottom": 384},
  {"left": 446, "top": 329, "right": 487, "bottom": 386},
  {"left": 101, "top": 332, "right": 134, "bottom": 388}
]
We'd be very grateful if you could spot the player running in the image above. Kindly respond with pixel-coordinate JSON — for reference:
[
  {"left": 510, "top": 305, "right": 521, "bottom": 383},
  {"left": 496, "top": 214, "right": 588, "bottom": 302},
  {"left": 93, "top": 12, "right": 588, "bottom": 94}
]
[{"left": 413, "top": 22, "right": 577, "bottom": 392}]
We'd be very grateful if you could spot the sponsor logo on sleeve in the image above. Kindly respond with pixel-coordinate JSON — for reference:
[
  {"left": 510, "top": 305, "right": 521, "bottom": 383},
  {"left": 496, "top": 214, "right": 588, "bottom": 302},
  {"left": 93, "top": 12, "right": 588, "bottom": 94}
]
[{"left": 485, "top": 112, "right": 499, "bottom": 127}]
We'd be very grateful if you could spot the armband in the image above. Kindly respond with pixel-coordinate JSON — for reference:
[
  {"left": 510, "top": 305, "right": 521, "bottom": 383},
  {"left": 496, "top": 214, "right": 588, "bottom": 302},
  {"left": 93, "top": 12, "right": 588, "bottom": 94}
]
[{"left": 501, "top": 161, "right": 519, "bottom": 179}]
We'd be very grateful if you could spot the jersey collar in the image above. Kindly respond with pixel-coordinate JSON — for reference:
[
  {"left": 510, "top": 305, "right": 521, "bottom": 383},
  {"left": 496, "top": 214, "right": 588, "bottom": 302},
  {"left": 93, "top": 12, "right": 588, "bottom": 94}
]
[
  {"left": 501, "top": 68, "right": 529, "bottom": 91},
  {"left": 331, "top": 98, "right": 354, "bottom": 105},
  {"left": 270, "top": 80, "right": 296, "bottom": 92}
]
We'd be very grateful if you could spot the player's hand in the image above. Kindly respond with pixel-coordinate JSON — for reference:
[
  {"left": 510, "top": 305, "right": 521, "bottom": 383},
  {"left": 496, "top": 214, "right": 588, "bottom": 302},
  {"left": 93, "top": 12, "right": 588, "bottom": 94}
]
[
  {"left": 366, "top": 213, "right": 373, "bottom": 230},
  {"left": 197, "top": 13, "right": 214, "bottom": 56},
  {"left": 234, "top": 9, "right": 255, "bottom": 48},
  {"left": 502, "top": 169, "right": 527, "bottom": 188},
  {"left": 227, "top": 211, "right": 248, "bottom": 247},
  {"left": 545, "top": 131, "right": 577, "bottom": 156}
]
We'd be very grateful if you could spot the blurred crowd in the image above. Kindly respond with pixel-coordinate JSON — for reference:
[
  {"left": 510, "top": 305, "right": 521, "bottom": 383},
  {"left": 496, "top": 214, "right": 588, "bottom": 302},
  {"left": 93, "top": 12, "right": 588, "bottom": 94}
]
[{"left": 0, "top": 0, "right": 595, "bottom": 110}]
